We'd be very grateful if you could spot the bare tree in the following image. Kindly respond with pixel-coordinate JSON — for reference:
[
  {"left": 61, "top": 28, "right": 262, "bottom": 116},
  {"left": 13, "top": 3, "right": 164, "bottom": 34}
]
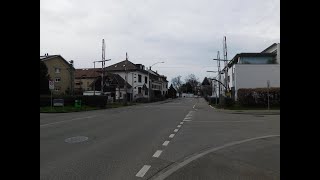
[
  {"left": 185, "top": 74, "right": 200, "bottom": 94},
  {"left": 171, "top": 75, "right": 183, "bottom": 93}
]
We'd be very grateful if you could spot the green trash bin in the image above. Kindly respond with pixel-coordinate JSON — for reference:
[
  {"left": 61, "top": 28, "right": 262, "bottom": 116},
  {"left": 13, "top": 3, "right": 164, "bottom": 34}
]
[{"left": 75, "top": 100, "right": 82, "bottom": 108}]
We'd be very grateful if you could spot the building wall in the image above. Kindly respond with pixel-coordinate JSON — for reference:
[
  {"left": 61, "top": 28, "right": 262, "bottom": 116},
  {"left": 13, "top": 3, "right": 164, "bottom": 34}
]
[
  {"left": 43, "top": 57, "right": 74, "bottom": 95},
  {"left": 112, "top": 71, "right": 149, "bottom": 99},
  {"left": 75, "top": 78, "right": 95, "bottom": 91},
  {"left": 234, "top": 64, "right": 280, "bottom": 100},
  {"left": 262, "top": 43, "right": 280, "bottom": 64},
  {"left": 277, "top": 44, "right": 280, "bottom": 64},
  {"left": 239, "top": 56, "right": 274, "bottom": 64}
]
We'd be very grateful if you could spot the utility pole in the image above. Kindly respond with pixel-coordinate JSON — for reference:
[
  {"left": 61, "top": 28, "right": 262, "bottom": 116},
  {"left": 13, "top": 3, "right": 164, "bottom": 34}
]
[
  {"left": 94, "top": 39, "right": 111, "bottom": 95},
  {"left": 223, "top": 36, "right": 228, "bottom": 95},
  {"left": 212, "top": 36, "right": 230, "bottom": 98},
  {"left": 93, "top": 61, "right": 96, "bottom": 95},
  {"left": 124, "top": 52, "right": 128, "bottom": 105}
]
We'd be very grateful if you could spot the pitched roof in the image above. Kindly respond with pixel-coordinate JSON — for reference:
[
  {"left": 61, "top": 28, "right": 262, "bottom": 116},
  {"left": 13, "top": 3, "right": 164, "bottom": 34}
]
[
  {"left": 40, "top": 55, "right": 75, "bottom": 70},
  {"left": 105, "top": 60, "right": 139, "bottom": 71},
  {"left": 261, "top": 43, "right": 278, "bottom": 53},
  {"left": 75, "top": 68, "right": 100, "bottom": 78},
  {"left": 91, "top": 72, "right": 132, "bottom": 89}
]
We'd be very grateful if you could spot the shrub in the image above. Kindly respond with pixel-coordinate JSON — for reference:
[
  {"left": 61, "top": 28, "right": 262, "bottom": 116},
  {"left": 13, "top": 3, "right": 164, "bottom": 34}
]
[
  {"left": 237, "top": 88, "right": 280, "bottom": 107},
  {"left": 40, "top": 95, "right": 108, "bottom": 108}
]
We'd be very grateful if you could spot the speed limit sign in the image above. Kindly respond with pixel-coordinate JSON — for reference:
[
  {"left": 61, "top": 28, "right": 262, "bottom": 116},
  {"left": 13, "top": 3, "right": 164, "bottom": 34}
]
[{"left": 49, "top": 80, "right": 54, "bottom": 90}]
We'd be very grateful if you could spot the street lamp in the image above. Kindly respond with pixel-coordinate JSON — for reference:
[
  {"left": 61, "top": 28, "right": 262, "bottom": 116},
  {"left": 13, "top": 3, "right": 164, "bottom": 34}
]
[{"left": 148, "top": 61, "right": 165, "bottom": 102}]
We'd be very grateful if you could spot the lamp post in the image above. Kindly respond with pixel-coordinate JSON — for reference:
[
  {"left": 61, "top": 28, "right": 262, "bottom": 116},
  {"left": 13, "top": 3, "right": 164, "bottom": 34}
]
[{"left": 148, "top": 61, "right": 164, "bottom": 102}]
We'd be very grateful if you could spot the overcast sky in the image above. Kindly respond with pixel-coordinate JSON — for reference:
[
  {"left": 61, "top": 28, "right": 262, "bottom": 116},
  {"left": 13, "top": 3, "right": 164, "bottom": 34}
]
[{"left": 40, "top": 0, "right": 279, "bottom": 84}]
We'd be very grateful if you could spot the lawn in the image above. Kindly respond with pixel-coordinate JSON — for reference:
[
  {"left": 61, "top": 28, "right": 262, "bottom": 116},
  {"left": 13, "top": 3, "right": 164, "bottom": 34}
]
[
  {"left": 40, "top": 103, "right": 136, "bottom": 113},
  {"left": 210, "top": 103, "right": 280, "bottom": 110}
]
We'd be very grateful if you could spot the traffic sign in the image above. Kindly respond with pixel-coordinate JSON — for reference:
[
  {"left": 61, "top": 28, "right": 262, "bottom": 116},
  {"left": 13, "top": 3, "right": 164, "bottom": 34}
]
[{"left": 49, "top": 80, "right": 54, "bottom": 90}]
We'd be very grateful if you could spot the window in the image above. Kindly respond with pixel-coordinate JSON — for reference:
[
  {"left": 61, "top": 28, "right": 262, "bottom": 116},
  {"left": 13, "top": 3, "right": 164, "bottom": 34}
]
[
  {"left": 54, "top": 87, "right": 60, "bottom": 91},
  {"left": 228, "top": 75, "right": 230, "bottom": 82},
  {"left": 76, "top": 82, "right": 81, "bottom": 85},
  {"left": 55, "top": 77, "right": 61, "bottom": 82},
  {"left": 145, "top": 89, "right": 148, "bottom": 95},
  {"left": 166, "top": 84, "right": 167, "bottom": 88},
  {"left": 120, "top": 92, "right": 122, "bottom": 97},
  {"left": 138, "top": 75, "right": 142, "bottom": 82},
  {"left": 55, "top": 68, "right": 61, "bottom": 73},
  {"left": 138, "top": 87, "right": 142, "bottom": 93},
  {"left": 145, "top": 76, "right": 147, "bottom": 84}
]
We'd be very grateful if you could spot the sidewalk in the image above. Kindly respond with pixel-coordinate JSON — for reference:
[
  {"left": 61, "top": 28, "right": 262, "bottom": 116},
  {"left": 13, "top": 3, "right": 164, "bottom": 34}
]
[{"left": 151, "top": 135, "right": 280, "bottom": 180}]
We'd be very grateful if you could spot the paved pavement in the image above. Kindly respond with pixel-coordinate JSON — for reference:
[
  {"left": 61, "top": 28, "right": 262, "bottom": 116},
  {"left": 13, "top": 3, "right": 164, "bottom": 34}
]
[{"left": 40, "top": 97, "right": 280, "bottom": 180}]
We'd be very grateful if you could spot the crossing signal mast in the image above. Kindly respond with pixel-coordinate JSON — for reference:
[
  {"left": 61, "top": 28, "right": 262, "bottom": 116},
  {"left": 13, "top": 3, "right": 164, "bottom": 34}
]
[
  {"left": 93, "top": 39, "right": 111, "bottom": 94},
  {"left": 212, "top": 36, "right": 230, "bottom": 97}
]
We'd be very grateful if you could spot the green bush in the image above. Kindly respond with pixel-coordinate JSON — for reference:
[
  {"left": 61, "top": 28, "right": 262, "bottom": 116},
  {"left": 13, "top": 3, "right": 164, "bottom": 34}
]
[
  {"left": 237, "top": 88, "right": 280, "bottom": 107},
  {"left": 40, "top": 95, "right": 108, "bottom": 108}
]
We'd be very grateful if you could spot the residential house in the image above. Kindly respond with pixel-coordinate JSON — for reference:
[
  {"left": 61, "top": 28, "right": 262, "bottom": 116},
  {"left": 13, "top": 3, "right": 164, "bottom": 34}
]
[
  {"left": 91, "top": 72, "right": 132, "bottom": 101},
  {"left": 168, "top": 84, "right": 177, "bottom": 98},
  {"left": 74, "top": 68, "right": 100, "bottom": 94},
  {"left": 147, "top": 69, "right": 168, "bottom": 98},
  {"left": 105, "top": 59, "right": 149, "bottom": 101},
  {"left": 105, "top": 58, "right": 168, "bottom": 101},
  {"left": 218, "top": 43, "right": 280, "bottom": 100},
  {"left": 40, "top": 54, "right": 75, "bottom": 95}
]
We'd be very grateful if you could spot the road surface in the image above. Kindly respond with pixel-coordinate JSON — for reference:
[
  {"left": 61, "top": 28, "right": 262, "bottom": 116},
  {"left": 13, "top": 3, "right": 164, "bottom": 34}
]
[{"left": 40, "top": 97, "right": 280, "bottom": 180}]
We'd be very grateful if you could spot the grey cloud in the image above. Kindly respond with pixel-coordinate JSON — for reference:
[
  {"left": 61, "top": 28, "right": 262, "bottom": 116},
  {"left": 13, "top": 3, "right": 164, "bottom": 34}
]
[{"left": 40, "top": 0, "right": 279, "bottom": 83}]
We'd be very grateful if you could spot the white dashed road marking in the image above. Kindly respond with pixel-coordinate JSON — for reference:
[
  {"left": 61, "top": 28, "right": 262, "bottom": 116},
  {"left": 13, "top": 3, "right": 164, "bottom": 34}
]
[
  {"left": 177, "top": 125, "right": 181, "bottom": 128},
  {"left": 169, "top": 134, "right": 175, "bottom": 138},
  {"left": 136, "top": 165, "right": 151, "bottom": 177},
  {"left": 174, "top": 129, "right": 179, "bottom": 132},
  {"left": 152, "top": 150, "right": 163, "bottom": 158},
  {"left": 180, "top": 122, "right": 184, "bottom": 124},
  {"left": 162, "top": 141, "right": 170, "bottom": 146}
]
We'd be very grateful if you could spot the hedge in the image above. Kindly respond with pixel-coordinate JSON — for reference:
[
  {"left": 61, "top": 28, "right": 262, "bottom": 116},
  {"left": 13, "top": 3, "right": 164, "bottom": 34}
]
[
  {"left": 40, "top": 95, "right": 108, "bottom": 108},
  {"left": 237, "top": 88, "right": 280, "bottom": 107},
  {"left": 204, "top": 96, "right": 220, "bottom": 105}
]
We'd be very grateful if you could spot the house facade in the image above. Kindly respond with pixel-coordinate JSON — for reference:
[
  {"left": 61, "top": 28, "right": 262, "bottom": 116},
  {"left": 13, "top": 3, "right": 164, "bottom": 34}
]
[
  {"left": 74, "top": 68, "right": 100, "bottom": 94},
  {"left": 40, "top": 54, "right": 75, "bottom": 95},
  {"left": 105, "top": 59, "right": 168, "bottom": 101},
  {"left": 217, "top": 43, "right": 280, "bottom": 100}
]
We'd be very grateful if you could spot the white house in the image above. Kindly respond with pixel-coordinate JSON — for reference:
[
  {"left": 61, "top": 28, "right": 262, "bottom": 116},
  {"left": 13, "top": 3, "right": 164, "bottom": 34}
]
[
  {"left": 216, "top": 43, "right": 280, "bottom": 100},
  {"left": 105, "top": 58, "right": 168, "bottom": 101}
]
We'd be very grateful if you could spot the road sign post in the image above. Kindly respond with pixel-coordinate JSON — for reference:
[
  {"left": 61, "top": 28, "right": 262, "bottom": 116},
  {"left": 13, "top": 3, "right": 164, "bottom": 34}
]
[
  {"left": 267, "top": 80, "right": 270, "bottom": 110},
  {"left": 49, "top": 80, "right": 54, "bottom": 110}
]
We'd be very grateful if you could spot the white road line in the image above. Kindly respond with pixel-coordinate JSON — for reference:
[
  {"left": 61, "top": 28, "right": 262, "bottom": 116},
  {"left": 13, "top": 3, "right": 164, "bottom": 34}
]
[
  {"left": 136, "top": 165, "right": 151, "bottom": 177},
  {"left": 184, "top": 117, "right": 192, "bottom": 120},
  {"left": 40, "top": 116, "right": 96, "bottom": 127},
  {"left": 152, "top": 150, "right": 163, "bottom": 158},
  {"left": 152, "top": 135, "right": 280, "bottom": 180},
  {"left": 193, "top": 105, "right": 195, "bottom": 109},
  {"left": 162, "top": 141, "right": 170, "bottom": 146},
  {"left": 183, "top": 120, "right": 192, "bottom": 122},
  {"left": 174, "top": 129, "right": 179, "bottom": 132},
  {"left": 191, "top": 120, "right": 264, "bottom": 123},
  {"left": 180, "top": 122, "right": 184, "bottom": 124},
  {"left": 169, "top": 134, "right": 175, "bottom": 138},
  {"left": 177, "top": 125, "right": 182, "bottom": 128},
  {"left": 209, "top": 105, "right": 216, "bottom": 109}
]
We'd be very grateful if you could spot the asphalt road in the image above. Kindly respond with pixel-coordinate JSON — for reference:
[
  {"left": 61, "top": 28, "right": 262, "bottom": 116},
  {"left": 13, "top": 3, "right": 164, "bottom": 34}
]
[{"left": 40, "top": 97, "right": 280, "bottom": 180}]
